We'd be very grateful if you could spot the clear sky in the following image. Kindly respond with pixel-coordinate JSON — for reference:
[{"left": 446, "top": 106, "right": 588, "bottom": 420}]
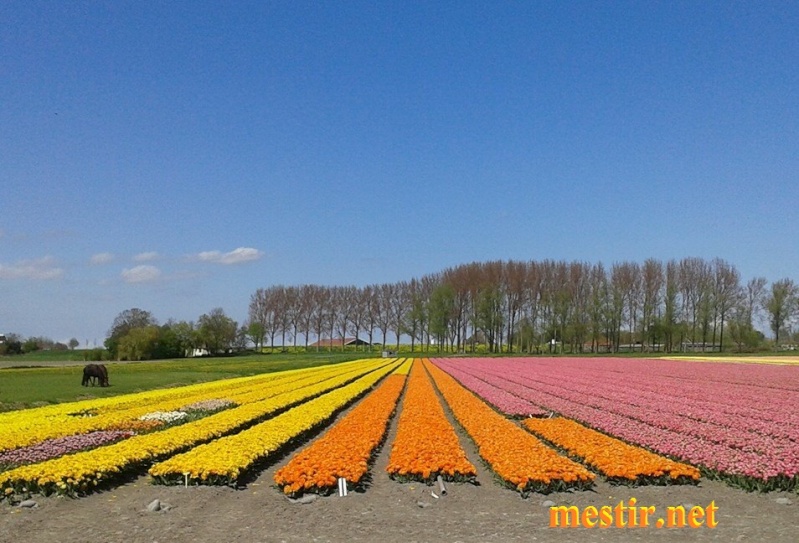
[{"left": 1, "top": 1, "right": 797, "bottom": 344}]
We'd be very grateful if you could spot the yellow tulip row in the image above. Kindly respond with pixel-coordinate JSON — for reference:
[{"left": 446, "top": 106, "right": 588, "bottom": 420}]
[
  {"left": 0, "top": 359, "right": 394, "bottom": 496},
  {"left": 392, "top": 359, "right": 414, "bottom": 375},
  {"left": 148, "top": 359, "right": 404, "bottom": 485},
  {"left": 0, "top": 359, "right": 375, "bottom": 453}
]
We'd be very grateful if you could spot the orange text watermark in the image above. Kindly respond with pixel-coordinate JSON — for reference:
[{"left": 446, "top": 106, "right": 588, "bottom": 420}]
[{"left": 549, "top": 498, "right": 718, "bottom": 529}]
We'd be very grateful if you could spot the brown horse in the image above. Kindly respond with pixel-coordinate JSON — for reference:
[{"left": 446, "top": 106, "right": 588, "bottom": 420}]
[{"left": 82, "top": 364, "right": 109, "bottom": 387}]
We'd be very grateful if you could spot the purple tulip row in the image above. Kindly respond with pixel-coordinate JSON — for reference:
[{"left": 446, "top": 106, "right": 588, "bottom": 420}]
[
  {"left": 431, "top": 358, "right": 799, "bottom": 485},
  {"left": 0, "top": 430, "right": 135, "bottom": 468}
]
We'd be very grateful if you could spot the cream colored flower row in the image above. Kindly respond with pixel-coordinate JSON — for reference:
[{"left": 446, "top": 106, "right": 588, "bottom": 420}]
[
  {"left": 0, "top": 359, "right": 377, "bottom": 453},
  {"left": 0, "top": 359, "right": 394, "bottom": 496},
  {"left": 149, "top": 360, "right": 404, "bottom": 484}
]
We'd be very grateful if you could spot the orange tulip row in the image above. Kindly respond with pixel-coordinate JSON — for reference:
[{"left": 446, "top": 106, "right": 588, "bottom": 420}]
[
  {"left": 386, "top": 361, "right": 477, "bottom": 482},
  {"left": 274, "top": 373, "right": 407, "bottom": 495},
  {"left": 522, "top": 416, "right": 701, "bottom": 484},
  {"left": 424, "top": 360, "right": 594, "bottom": 493}
]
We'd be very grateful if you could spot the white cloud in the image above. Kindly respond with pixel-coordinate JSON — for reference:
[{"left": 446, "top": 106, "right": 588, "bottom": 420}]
[
  {"left": 90, "top": 252, "right": 115, "bottom": 265},
  {"left": 0, "top": 256, "right": 64, "bottom": 280},
  {"left": 121, "top": 265, "right": 162, "bottom": 284},
  {"left": 193, "top": 247, "right": 264, "bottom": 265},
  {"left": 133, "top": 251, "right": 159, "bottom": 262}
]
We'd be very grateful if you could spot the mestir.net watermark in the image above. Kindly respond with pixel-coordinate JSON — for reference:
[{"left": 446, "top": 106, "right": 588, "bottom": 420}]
[{"left": 549, "top": 498, "right": 719, "bottom": 529}]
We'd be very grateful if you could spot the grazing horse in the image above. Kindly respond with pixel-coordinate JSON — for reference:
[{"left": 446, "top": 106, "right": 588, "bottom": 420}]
[
  {"left": 82, "top": 364, "right": 109, "bottom": 387},
  {"left": 97, "top": 364, "right": 109, "bottom": 386}
]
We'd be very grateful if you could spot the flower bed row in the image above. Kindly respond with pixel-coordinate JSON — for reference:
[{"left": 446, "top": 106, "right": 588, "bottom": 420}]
[
  {"left": 0, "top": 359, "right": 393, "bottom": 497},
  {"left": 386, "top": 361, "right": 476, "bottom": 483},
  {"left": 149, "top": 360, "right": 404, "bottom": 485},
  {"left": 274, "top": 369, "right": 407, "bottom": 495},
  {"left": 522, "top": 417, "right": 700, "bottom": 485},
  {"left": 424, "top": 360, "right": 594, "bottom": 494}
]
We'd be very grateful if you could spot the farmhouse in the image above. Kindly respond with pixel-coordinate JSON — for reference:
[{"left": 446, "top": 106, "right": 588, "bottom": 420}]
[{"left": 309, "top": 337, "right": 370, "bottom": 348}]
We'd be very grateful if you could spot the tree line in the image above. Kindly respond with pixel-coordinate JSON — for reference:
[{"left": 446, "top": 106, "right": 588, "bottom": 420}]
[
  {"left": 0, "top": 335, "right": 80, "bottom": 356},
  {"left": 246, "top": 258, "right": 799, "bottom": 354},
  {"left": 100, "top": 307, "right": 241, "bottom": 361},
  {"left": 5, "top": 257, "right": 797, "bottom": 360}
]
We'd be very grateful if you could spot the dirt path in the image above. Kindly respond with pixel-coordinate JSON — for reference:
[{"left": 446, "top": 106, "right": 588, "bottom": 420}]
[{"left": 2, "top": 459, "right": 797, "bottom": 543}]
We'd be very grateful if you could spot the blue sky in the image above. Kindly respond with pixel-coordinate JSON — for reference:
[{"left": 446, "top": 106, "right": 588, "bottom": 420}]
[{"left": 2, "top": 1, "right": 797, "bottom": 344}]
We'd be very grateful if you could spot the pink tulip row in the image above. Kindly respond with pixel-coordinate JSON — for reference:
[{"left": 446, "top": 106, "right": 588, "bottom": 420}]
[
  {"left": 538, "top": 358, "right": 799, "bottom": 429},
  {"left": 479, "top": 357, "right": 799, "bottom": 438},
  {"left": 487, "top": 365, "right": 799, "bottom": 447},
  {"left": 432, "top": 358, "right": 799, "bottom": 488},
  {"left": 560, "top": 369, "right": 799, "bottom": 435},
  {"left": 519, "top": 357, "right": 799, "bottom": 422},
  {"left": 552, "top": 356, "right": 799, "bottom": 393},
  {"left": 433, "top": 363, "right": 547, "bottom": 417}
]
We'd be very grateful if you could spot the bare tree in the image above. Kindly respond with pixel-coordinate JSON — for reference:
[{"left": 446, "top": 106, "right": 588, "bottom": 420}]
[
  {"left": 680, "top": 257, "right": 712, "bottom": 349},
  {"left": 640, "top": 259, "right": 664, "bottom": 351},
  {"left": 362, "top": 285, "right": 379, "bottom": 352},
  {"left": 711, "top": 258, "right": 740, "bottom": 351},
  {"left": 504, "top": 261, "right": 527, "bottom": 353},
  {"left": 663, "top": 260, "right": 681, "bottom": 352},
  {"left": 309, "top": 286, "right": 329, "bottom": 351},
  {"left": 334, "top": 286, "right": 357, "bottom": 351},
  {"left": 297, "top": 285, "right": 317, "bottom": 349},
  {"left": 376, "top": 283, "right": 395, "bottom": 351},
  {"left": 390, "top": 281, "right": 410, "bottom": 350},
  {"left": 588, "top": 262, "right": 609, "bottom": 353},
  {"left": 347, "top": 287, "right": 367, "bottom": 351}
]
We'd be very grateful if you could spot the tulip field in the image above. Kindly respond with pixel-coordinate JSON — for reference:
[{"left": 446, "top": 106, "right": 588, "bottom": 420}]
[{"left": 1, "top": 356, "right": 797, "bottom": 502}]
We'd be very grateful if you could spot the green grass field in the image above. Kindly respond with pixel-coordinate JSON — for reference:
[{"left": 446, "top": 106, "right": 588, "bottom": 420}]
[{"left": 0, "top": 353, "right": 367, "bottom": 412}]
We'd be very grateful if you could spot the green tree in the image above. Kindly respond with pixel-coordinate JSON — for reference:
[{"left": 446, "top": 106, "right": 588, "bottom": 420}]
[
  {"left": 23, "top": 337, "right": 41, "bottom": 353},
  {"left": 198, "top": 308, "right": 238, "bottom": 355},
  {"left": 765, "top": 278, "right": 799, "bottom": 346},
  {"left": 428, "top": 284, "right": 455, "bottom": 352},
  {"left": 105, "top": 308, "right": 157, "bottom": 359},
  {"left": 117, "top": 326, "right": 160, "bottom": 361},
  {"left": 68, "top": 338, "right": 80, "bottom": 350},
  {"left": 246, "top": 320, "right": 265, "bottom": 351},
  {"left": 0, "top": 333, "right": 23, "bottom": 355},
  {"left": 170, "top": 320, "right": 199, "bottom": 357}
]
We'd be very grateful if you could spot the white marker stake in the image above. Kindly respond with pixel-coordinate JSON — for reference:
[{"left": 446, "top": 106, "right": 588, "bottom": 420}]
[{"left": 338, "top": 477, "right": 348, "bottom": 497}]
